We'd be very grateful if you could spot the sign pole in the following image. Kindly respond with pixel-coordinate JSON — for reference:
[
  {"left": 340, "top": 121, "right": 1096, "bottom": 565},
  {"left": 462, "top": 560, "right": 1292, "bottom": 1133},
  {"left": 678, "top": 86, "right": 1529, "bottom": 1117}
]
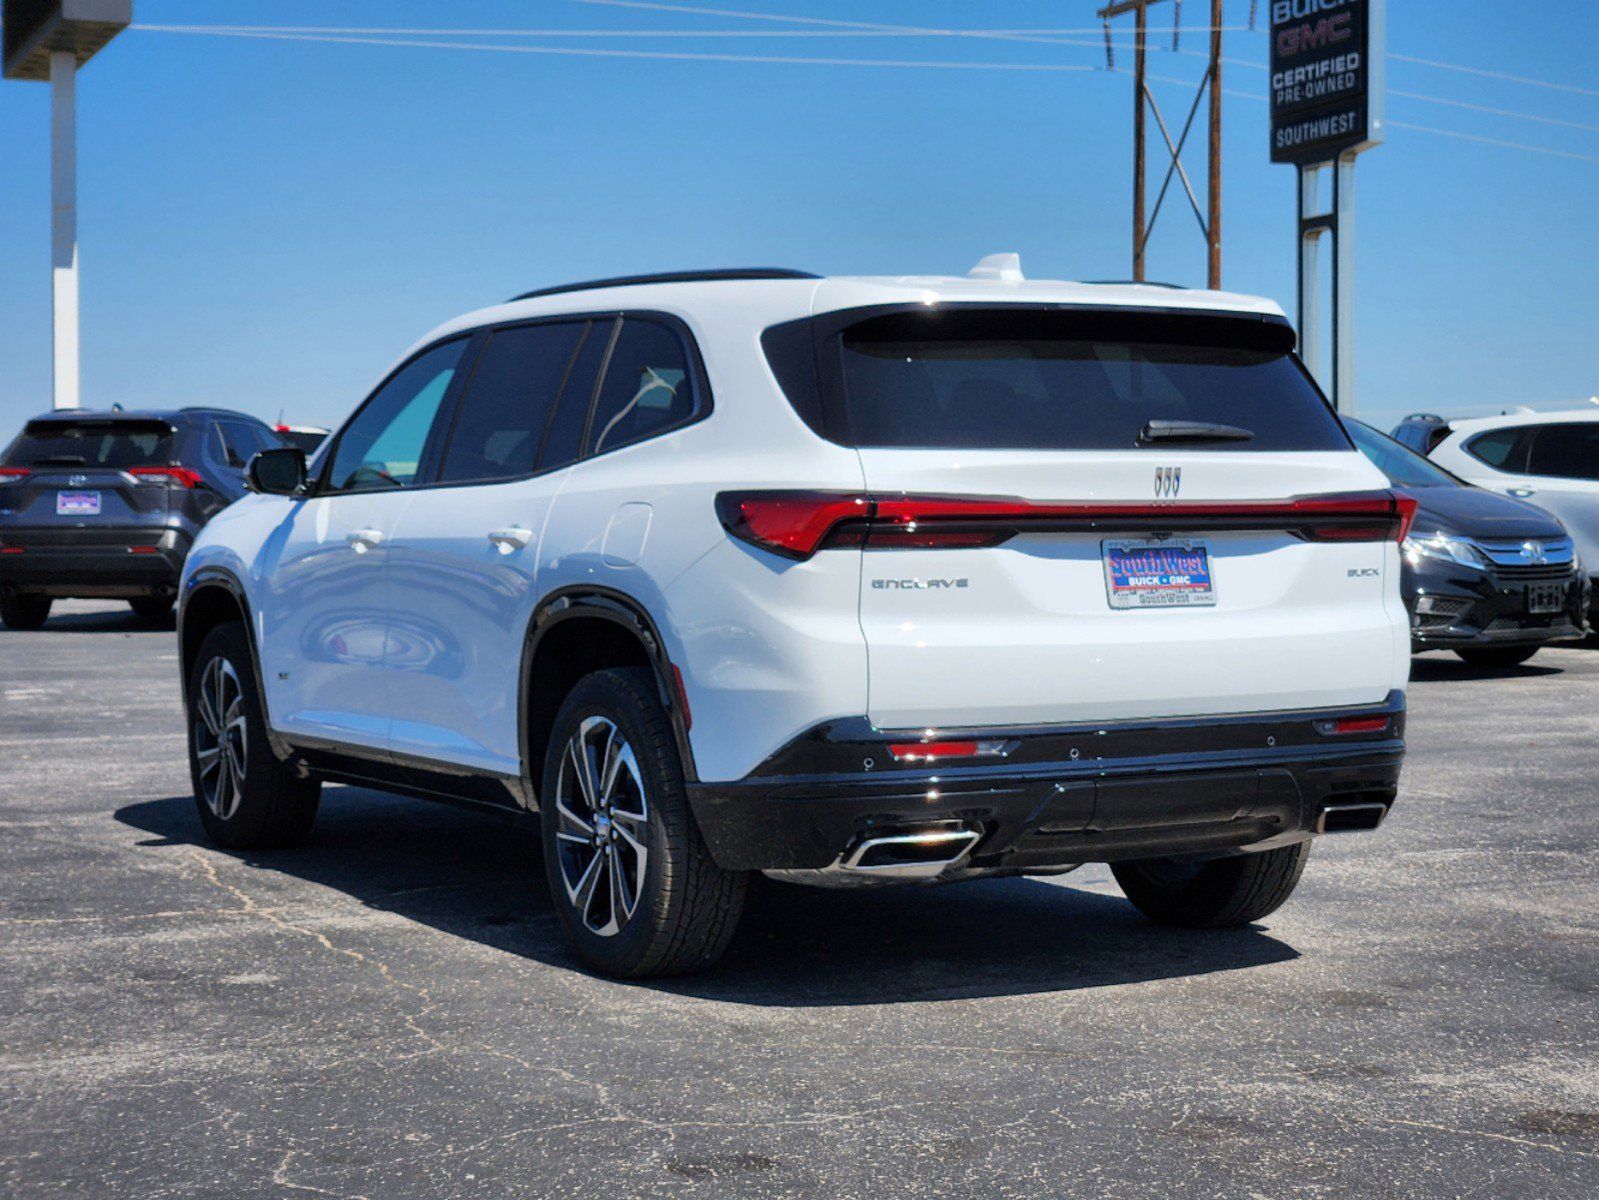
[
  {"left": 50, "top": 48, "right": 80, "bottom": 410},
  {"left": 1332, "top": 151, "right": 1357, "bottom": 414}
]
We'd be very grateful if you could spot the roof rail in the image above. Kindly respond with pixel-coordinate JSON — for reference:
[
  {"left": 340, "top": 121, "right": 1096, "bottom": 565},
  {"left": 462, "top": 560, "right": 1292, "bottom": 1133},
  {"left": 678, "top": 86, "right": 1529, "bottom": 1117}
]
[
  {"left": 1081, "top": 279, "right": 1188, "bottom": 290},
  {"left": 509, "top": 268, "right": 819, "bottom": 303}
]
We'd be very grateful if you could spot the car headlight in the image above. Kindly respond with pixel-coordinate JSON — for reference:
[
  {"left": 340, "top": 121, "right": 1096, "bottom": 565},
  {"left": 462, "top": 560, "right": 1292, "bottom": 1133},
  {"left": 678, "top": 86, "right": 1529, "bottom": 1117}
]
[{"left": 1402, "top": 534, "right": 1483, "bottom": 568}]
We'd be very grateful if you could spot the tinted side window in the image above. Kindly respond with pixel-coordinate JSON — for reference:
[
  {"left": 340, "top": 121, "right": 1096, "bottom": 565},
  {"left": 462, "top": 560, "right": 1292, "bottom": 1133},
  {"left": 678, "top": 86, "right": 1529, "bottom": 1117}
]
[
  {"left": 326, "top": 341, "right": 467, "bottom": 493},
  {"left": 437, "top": 322, "right": 586, "bottom": 484},
  {"left": 539, "top": 319, "right": 614, "bottom": 470},
  {"left": 1466, "top": 428, "right": 1529, "bottom": 471},
  {"left": 587, "top": 319, "right": 697, "bottom": 456},
  {"left": 218, "top": 421, "right": 263, "bottom": 468},
  {"left": 1525, "top": 424, "right": 1599, "bottom": 482}
]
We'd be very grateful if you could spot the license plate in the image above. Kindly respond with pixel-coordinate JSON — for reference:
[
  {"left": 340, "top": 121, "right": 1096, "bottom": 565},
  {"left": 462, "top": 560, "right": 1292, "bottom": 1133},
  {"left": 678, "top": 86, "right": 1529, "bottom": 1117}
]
[
  {"left": 1103, "top": 538, "right": 1216, "bottom": 609},
  {"left": 56, "top": 491, "right": 100, "bottom": 516},
  {"left": 1527, "top": 583, "right": 1565, "bottom": 614}
]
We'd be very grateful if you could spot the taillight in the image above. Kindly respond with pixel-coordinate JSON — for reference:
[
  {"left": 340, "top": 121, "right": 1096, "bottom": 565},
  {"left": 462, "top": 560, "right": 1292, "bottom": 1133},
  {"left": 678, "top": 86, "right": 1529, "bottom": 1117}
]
[
  {"left": 887, "top": 739, "right": 1008, "bottom": 763},
  {"left": 714, "top": 492, "right": 869, "bottom": 560},
  {"left": 1315, "top": 715, "right": 1391, "bottom": 736},
  {"left": 130, "top": 466, "right": 203, "bottom": 488},
  {"left": 0, "top": 467, "right": 29, "bottom": 482},
  {"left": 715, "top": 489, "right": 1417, "bottom": 560}
]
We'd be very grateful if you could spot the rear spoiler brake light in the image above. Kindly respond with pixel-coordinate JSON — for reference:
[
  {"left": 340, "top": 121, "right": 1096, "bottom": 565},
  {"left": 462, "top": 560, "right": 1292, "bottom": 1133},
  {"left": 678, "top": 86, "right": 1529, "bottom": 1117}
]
[{"left": 716, "top": 491, "right": 1418, "bottom": 560}]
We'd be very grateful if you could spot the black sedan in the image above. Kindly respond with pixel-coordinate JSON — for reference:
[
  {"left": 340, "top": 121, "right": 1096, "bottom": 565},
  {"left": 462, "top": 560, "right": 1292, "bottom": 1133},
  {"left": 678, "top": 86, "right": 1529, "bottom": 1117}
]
[{"left": 1346, "top": 419, "right": 1589, "bottom": 667}]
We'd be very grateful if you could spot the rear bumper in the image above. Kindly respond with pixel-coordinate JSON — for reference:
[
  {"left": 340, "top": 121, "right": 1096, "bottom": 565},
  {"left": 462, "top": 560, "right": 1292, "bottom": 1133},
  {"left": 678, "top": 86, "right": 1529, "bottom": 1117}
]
[
  {"left": 686, "top": 692, "right": 1406, "bottom": 871},
  {"left": 0, "top": 527, "right": 191, "bottom": 597}
]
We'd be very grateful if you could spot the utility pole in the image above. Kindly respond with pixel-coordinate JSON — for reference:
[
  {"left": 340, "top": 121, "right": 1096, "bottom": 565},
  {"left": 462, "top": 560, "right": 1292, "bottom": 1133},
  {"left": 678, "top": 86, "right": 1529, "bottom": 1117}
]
[{"left": 1097, "top": 0, "right": 1224, "bottom": 289}]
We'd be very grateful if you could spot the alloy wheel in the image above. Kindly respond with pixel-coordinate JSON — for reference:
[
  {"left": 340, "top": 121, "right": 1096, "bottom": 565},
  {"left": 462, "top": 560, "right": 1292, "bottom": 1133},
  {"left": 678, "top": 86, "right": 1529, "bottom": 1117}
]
[
  {"left": 553, "top": 716, "right": 650, "bottom": 937},
  {"left": 194, "top": 656, "right": 248, "bottom": 821}
]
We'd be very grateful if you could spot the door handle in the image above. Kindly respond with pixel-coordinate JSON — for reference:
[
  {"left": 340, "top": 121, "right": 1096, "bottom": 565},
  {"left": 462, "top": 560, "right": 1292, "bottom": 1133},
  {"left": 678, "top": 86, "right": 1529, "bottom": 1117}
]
[
  {"left": 346, "top": 528, "right": 384, "bottom": 552},
  {"left": 488, "top": 526, "right": 534, "bottom": 553},
  {"left": 1508, "top": 487, "right": 1537, "bottom": 498}
]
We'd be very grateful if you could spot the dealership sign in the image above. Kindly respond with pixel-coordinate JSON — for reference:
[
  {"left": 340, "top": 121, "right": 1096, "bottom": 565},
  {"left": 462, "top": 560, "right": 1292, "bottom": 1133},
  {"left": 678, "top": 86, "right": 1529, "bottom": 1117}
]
[{"left": 1269, "top": 0, "right": 1384, "bottom": 164}]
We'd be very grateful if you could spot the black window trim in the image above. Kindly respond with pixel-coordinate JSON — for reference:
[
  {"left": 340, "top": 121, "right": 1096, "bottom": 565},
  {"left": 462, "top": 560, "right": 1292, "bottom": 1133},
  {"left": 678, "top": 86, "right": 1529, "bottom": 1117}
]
[{"left": 320, "top": 308, "right": 714, "bottom": 497}]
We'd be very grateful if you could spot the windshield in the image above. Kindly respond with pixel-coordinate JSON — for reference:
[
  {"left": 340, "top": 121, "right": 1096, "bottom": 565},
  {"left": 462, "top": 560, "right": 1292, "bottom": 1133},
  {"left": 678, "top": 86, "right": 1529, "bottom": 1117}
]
[
  {"left": 1345, "top": 419, "right": 1459, "bottom": 488},
  {"left": 834, "top": 309, "right": 1349, "bottom": 452},
  {"left": 3, "top": 420, "right": 176, "bottom": 469}
]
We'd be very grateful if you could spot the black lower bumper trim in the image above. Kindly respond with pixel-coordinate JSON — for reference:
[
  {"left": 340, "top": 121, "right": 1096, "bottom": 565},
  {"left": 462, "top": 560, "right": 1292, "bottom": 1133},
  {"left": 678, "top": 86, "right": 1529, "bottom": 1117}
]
[{"left": 687, "top": 695, "right": 1406, "bottom": 871}]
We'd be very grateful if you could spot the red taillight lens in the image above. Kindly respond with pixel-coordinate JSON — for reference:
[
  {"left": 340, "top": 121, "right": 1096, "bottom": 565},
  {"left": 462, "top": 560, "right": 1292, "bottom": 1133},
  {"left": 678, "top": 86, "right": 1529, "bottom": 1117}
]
[
  {"left": 0, "top": 467, "right": 29, "bottom": 482},
  {"left": 715, "top": 489, "right": 1416, "bottom": 561},
  {"left": 888, "top": 740, "right": 980, "bottom": 762},
  {"left": 129, "top": 466, "right": 203, "bottom": 488},
  {"left": 1291, "top": 491, "right": 1417, "bottom": 543},
  {"left": 1316, "top": 715, "right": 1390, "bottom": 736},
  {"left": 0, "top": 546, "right": 24, "bottom": 555},
  {"left": 715, "top": 491, "right": 869, "bottom": 559},
  {"left": 127, "top": 546, "right": 159, "bottom": 555}
]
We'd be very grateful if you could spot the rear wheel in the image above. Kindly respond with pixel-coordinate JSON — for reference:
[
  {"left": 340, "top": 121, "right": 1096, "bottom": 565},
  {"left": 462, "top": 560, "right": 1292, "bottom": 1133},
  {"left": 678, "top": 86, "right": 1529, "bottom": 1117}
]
[
  {"left": 1454, "top": 645, "right": 1539, "bottom": 668},
  {"left": 129, "top": 596, "right": 174, "bottom": 622},
  {"left": 540, "top": 668, "right": 746, "bottom": 978},
  {"left": 187, "top": 621, "right": 320, "bottom": 849},
  {"left": 0, "top": 595, "right": 52, "bottom": 630},
  {"left": 1112, "top": 842, "right": 1311, "bottom": 928}
]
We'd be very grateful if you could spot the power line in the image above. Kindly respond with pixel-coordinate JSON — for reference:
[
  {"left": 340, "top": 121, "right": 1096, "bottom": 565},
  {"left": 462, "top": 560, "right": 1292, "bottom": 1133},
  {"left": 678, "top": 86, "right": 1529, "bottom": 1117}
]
[
  {"left": 131, "top": 24, "right": 1599, "bottom": 166},
  {"left": 131, "top": 26, "right": 1098, "bottom": 73},
  {"left": 1390, "top": 52, "right": 1599, "bottom": 100},
  {"left": 129, "top": 23, "right": 1257, "bottom": 40}
]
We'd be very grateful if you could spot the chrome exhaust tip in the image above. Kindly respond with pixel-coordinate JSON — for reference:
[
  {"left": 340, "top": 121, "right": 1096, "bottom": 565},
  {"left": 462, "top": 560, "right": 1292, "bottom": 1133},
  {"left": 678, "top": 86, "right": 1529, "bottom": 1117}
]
[
  {"left": 1317, "top": 801, "right": 1389, "bottom": 834},
  {"left": 839, "top": 824, "right": 982, "bottom": 880}
]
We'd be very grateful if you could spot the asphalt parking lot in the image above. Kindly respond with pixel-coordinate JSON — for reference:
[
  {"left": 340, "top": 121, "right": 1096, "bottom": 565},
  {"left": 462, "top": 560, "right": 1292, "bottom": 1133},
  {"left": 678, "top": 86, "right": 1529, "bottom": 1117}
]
[{"left": 2, "top": 601, "right": 1597, "bottom": 1199}]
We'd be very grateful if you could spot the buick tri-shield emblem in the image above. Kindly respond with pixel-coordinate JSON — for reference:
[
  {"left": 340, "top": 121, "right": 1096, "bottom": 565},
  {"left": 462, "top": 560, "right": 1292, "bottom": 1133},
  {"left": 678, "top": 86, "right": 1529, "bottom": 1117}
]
[
  {"left": 69, "top": 474, "right": 87, "bottom": 486},
  {"left": 1154, "top": 466, "right": 1182, "bottom": 499}
]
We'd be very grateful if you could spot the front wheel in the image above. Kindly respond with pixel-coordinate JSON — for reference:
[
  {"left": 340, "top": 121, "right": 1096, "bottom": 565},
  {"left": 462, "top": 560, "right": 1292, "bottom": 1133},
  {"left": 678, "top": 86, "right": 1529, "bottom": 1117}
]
[
  {"left": 1454, "top": 645, "right": 1539, "bottom": 668},
  {"left": 0, "top": 595, "right": 52, "bottom": 630},
  {"left": 540, "top": 668, "right": 746, "bottom": 978},
  {"left": 187, "top": 621, "right": 320, "bottom": 849},
  {"left": 1111, "top": 842, "right": 1311, "bottom": 928}
]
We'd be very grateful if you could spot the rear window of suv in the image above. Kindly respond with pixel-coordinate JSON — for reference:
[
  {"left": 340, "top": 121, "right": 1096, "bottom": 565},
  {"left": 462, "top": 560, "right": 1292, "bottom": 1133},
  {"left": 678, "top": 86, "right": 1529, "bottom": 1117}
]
[
  {"left": 3, "top": 419, "right": 176, "bottom": 469},
  {"left": 768, "top": 308, "right": 1349, "bottom": 452}
]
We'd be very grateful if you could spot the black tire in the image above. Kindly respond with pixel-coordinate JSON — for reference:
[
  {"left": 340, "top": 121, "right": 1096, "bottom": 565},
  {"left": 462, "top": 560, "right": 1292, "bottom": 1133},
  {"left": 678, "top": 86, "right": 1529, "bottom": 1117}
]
[
  {"left": 129, "top": 596, "right": 174, "bottom": 622},
  {"left": 540, "top": 667, "right": 746, "bottom": 978},
  {"left": 1111, "top": 841, "right": 1312, "bottom": 928},
  {"left": 1454, "top": 645, "right": 1539, "bottom": 668},
  {"left": 0, "top": 595, "right": 52, "bottom": 630},
  {"left": 186, "top": 621, "right": 320, "bottom": 849}
]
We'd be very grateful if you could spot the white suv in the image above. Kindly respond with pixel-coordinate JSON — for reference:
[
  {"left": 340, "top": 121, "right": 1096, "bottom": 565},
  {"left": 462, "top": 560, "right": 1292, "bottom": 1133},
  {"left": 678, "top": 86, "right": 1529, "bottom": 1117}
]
[
  {"left": 178, "top": 259, "right": 1414, "bottom": 977},
  {"left": 1421, "top": 410, "right": 1599, "bottom": 611}
]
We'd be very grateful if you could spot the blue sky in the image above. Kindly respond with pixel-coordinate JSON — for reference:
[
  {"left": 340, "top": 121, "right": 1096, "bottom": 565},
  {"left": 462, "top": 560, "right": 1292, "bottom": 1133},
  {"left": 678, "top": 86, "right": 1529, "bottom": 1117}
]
[{"left": 1, "top": 0, "right": 1595, "bottom": 436}]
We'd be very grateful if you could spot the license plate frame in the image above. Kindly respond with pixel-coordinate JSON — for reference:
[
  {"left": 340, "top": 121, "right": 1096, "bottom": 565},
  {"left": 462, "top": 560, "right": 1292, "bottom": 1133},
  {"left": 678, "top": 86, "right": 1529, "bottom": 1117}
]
[
  {"left": 56, "top": 491, "right": 101, "bottom": 517},
  {"left": 1526, "top": 582, "right": 1566, "bottom": 615},
  {"left": 1102, "top": 538, "right": 1217, "bottom": 610}
]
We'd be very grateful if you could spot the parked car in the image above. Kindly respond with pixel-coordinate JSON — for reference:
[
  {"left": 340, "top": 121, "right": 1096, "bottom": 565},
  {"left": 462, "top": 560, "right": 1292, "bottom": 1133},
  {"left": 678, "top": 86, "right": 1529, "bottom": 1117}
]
[
  {"left": 1393, "top": 408, "right": 1599, "bottom": 619},
  {"left": 1345, "top": 419, "right": 1587, "bottom": 666},
  {"left": 0, "top": 408, "right": 285, "bottom": 629},
  {"left": 273, "top": 424, "right": 331, "bottom": 455},
  {"left": 179, "top": 261, "right": 1412, "bottom": 977}
]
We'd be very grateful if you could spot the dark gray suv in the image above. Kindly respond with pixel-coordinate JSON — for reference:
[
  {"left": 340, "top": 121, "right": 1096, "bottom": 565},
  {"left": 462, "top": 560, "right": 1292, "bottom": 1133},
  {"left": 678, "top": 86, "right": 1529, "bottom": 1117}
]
[{"left": 0, "top": 408, "right": 285, "bottom": 629}]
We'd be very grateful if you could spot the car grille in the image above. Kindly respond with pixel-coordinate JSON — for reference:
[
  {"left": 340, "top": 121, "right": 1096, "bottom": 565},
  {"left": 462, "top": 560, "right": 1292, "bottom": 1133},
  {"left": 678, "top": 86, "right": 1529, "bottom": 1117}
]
[{"left": 1476, "top": 537, "right": 1576, "bottom": 580}]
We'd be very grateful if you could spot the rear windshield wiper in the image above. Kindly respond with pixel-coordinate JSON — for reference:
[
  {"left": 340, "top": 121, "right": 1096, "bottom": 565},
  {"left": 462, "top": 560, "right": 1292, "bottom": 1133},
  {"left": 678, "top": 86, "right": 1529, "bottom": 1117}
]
[
  {"left": 1139, "top": 420, "right": 1255, "bottom": 444},
  {"left": 31, "top": 454, "right": 88, "bottom": 466}
]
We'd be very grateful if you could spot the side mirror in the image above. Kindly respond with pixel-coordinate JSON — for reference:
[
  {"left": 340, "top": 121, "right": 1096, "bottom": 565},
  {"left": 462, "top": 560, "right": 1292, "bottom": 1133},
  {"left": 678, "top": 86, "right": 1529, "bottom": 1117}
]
[{"left": 246, "top": 447, "right": 308, "bottom": 495}]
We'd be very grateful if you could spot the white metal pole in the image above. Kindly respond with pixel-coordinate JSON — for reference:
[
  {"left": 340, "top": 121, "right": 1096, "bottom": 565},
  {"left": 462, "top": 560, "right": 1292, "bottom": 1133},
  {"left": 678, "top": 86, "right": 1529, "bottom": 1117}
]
[
  {"left": 1298, "top": 163, "right": 1324, "bottom": 388},
  {"left": 1334, "top": 151, "right": 1357, "bottom": 416},
  {"left": 50, "top": 49, "right": 81, "bottom": 410}
]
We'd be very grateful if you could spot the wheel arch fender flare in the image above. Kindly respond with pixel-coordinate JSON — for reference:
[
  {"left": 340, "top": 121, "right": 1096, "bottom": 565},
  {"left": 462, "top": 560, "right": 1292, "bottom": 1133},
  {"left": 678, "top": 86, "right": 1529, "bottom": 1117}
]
[
  {"left": 178, "top": 568, "right": 295, "bottom": 761},
  {"left": 518, "top": 585, "right": 697, "bottom": 805}
]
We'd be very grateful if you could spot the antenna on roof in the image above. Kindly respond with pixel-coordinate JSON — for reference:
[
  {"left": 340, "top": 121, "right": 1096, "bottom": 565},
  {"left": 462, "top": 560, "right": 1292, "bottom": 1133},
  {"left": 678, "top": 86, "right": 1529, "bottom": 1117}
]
[{"left": 967, "top": 253, "right": 1025, "bottom": 283}]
